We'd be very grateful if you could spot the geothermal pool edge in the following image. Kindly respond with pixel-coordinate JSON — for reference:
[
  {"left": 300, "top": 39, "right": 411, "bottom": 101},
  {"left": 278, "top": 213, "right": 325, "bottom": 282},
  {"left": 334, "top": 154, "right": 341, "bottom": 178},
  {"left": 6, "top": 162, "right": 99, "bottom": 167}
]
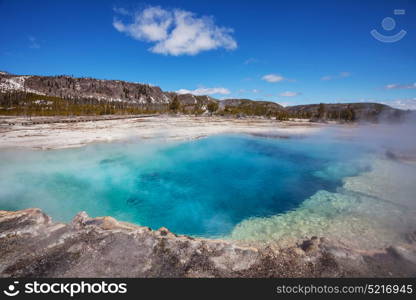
[{"left": 1, "top": 208, "right": 416, "bottom": 277}]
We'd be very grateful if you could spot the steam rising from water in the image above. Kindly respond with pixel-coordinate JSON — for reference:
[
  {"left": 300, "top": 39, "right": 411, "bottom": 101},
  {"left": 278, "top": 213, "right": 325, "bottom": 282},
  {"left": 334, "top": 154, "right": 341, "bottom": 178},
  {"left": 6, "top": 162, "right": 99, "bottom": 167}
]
[
  {"left": 229, "top": 158, "right": 416, "bottom": 249},
  {"left": 230, "top": 117, "right": 416, "bottom": 249}
]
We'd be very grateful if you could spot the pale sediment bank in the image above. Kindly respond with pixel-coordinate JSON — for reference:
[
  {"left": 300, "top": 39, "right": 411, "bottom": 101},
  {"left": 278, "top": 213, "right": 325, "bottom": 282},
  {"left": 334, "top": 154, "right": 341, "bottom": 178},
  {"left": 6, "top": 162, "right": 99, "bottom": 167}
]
[
  {"left": 229, "top": 157, "right": 416, "bottom": 251},
  {"left": 0, "top": 115, "right": 324, "bottom": 150}
]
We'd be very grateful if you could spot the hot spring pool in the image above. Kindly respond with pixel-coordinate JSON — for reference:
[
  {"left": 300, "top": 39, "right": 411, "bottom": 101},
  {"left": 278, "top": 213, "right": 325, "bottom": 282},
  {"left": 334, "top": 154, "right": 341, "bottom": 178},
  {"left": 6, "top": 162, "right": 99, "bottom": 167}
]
[{"left": 0, "top": 134, "right": 373, "bottom": 238}]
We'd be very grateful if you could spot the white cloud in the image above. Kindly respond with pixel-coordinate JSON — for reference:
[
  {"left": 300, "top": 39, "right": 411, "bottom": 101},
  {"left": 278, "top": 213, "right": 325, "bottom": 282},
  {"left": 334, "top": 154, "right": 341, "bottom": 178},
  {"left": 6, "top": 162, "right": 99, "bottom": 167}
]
[
  {"left": 385, "top": 82, "right": 416, "bottom": 89},
  {"left": 113, "top": 6, "right": 130, "bottom": 16},
  {"left": 359, "top": 98, "right": 416, "bottom": 110},
  {"left": 28, "top": 36, "right": 40, "bottom": 49},
  {"left": 384, "top": 98, "right": 416, "bottom": 110},
  {"left": 279, "top": 91, "right": 301, "bottom": 97},
  {"left": 276, "top": 102, "right": 291, "bottom": 107},
  {"left": 321, "top": 72, "right": 350, "bottom": 81},
  {"left": 244, "top": 58, "right": 259, "bottom": 64},
  {"left": 176, "top": 87, "right": 231, "bottom": 96},
  {"left": 385, "top": 84, "right": 399, "bottom": 89},
  {"left": 262, "top": 74, "right": 284, "bottom": 83},
  {"left": 113, "top": 6, "right": 237, "bottom": 56},
  {"left": 321, "top": 75, "right": 332, "bottom": 81}
]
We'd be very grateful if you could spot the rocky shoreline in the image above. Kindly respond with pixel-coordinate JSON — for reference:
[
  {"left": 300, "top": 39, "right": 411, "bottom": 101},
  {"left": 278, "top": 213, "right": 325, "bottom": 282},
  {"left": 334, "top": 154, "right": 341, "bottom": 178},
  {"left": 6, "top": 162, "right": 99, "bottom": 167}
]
[{"left": 1, "top": 208, "right": 415, "bottom": 277}]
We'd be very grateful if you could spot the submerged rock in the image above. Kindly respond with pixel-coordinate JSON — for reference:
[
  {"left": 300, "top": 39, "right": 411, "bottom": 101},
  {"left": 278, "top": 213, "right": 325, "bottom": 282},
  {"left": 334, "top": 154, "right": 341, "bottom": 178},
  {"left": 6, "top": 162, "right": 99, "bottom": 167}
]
[{"left": 0, "top": 209, "right": 415, "bottom": 278}]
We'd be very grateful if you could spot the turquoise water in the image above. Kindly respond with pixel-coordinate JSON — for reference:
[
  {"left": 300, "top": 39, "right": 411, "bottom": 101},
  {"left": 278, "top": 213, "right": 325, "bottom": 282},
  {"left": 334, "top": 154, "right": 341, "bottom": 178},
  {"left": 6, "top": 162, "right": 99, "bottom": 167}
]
[{"left": 0, "top": 135, "right": 371, "bottom": 237}]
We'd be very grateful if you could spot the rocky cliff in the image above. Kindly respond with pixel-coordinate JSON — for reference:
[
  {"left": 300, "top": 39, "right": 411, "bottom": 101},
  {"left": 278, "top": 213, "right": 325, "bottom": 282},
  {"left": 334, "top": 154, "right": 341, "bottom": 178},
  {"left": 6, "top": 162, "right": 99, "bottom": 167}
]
[
  {"left": 0, "top": 74, "right": 170, "bottom": 104},
  {"left": 0, "top": 73, "right": 221, "bottom": 114},
  {"left": 1, "top": 209, "right": 415, "bottom": 278}
]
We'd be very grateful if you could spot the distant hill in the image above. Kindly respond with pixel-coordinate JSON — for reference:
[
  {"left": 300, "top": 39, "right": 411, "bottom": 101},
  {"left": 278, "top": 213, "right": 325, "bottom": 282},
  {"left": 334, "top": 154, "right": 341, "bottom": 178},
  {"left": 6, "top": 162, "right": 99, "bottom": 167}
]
[
  {"left": 286, "top": 102, "right": 406, "bottom": 122},
  {"left": 0, "top": 72, "right": 407, "bottom": 121},
  {"left": 165, "top": 92, "right": 217, "bottom": 113},
  {"left": 219, "top": 98, "right": 285, "bottom": 116}
]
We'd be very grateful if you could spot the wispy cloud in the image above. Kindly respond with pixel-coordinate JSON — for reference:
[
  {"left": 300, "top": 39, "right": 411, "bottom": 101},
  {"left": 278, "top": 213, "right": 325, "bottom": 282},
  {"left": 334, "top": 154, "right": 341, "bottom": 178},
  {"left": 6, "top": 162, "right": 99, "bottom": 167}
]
[
  {"left": 28, "top": 36, "right": 40, "bottom": 49},
  {"left": 113, "top": 6, "right": 237, "bottom": 56},
  {"left": 262, "top": 74, "right": 285, "bottom": 83},
  {"left": 384, "top": 82, "right": 416, "bottom": 90},
  {"left": 244, "top": 58, "right": 259, "bottom": 65},
  {"left": 113, "top": 6, "right": 130, "bottom": 16},
  {"left": 276, "top": 102, "right": 291, "bottom": 107},
  {"left": 357, "top": 97, "right": 416, "bottom": 110},
  {"left": 177, "top": 87, "right": 231, "bottom": 96},
  {"left": 279, "top": 91, "right": 301, "bottom": 97},
  {"left": 237, "top": 88, "right": 261, "bottom": 94},
  {"left": 382, "top": 98, "right": 416, "bottom": 110},
  {"left": 321, "top": 72, "right": 351, "bottom": 81}
]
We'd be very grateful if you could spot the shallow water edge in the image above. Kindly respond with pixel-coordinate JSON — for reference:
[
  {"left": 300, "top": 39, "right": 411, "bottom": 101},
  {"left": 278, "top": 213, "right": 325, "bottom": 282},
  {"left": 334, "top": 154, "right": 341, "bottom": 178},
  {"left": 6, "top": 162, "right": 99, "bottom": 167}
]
[{"left": 0, "top": 133, "right": 374, "bottom": 240}]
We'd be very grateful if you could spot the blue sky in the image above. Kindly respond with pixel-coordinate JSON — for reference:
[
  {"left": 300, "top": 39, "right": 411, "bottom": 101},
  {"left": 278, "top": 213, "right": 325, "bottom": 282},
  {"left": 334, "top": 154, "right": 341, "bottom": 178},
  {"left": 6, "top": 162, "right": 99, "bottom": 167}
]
[{"left": 0, "top": 0, "right": 415, "bottom": 108}]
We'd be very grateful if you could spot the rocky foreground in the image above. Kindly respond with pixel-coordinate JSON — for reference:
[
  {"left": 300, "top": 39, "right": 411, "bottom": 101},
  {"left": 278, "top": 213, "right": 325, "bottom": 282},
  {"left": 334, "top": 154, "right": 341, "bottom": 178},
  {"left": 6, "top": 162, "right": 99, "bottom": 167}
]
[{"left": 1, "top": 209, "right": 416, "bottom": 277}]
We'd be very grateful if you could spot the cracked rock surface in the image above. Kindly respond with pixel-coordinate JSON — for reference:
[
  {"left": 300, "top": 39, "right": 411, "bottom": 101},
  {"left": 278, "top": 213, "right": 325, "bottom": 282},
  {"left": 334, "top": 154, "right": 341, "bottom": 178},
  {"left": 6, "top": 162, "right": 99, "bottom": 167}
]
[{"left": 1, "top": 209, "right": 415, "bottom": 277}]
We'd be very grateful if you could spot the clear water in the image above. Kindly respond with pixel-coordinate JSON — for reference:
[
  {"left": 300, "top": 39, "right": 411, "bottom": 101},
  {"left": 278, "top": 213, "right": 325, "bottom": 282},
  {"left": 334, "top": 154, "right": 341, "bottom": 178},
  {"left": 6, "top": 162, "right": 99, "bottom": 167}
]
[{"left": 0, "top": 134, "right": 371, "bottom": 237}]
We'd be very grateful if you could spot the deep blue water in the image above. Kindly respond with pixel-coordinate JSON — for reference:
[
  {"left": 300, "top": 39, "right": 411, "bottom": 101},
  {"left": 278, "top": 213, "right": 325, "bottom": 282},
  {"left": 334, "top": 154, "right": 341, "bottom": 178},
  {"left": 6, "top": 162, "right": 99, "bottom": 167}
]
[{"left": 0, "top": 135, "right": 370, "bottom": 237}]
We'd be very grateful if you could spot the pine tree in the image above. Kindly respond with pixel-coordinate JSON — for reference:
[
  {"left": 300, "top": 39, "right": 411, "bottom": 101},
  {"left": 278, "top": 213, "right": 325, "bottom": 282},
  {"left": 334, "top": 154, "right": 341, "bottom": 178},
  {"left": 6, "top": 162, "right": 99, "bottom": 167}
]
[
  {"left": 207, "top": 101, "right": 219, "bottom": 115},
  {"left": 318, "top": 103, "right": 326, "bottom": 119},
  {"left": 169, "top": 96, "right": 181, "bottom": 112}
]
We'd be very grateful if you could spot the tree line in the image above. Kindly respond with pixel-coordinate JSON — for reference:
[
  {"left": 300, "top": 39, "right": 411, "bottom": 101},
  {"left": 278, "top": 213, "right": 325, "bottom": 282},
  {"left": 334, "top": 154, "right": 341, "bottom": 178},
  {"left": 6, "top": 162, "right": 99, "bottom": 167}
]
[
  {"left": 0, "top": 92, "right": 169, "bottom": 116},
  {"left": 1, "top": 92, "right": 403, "bottom": 123}
]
